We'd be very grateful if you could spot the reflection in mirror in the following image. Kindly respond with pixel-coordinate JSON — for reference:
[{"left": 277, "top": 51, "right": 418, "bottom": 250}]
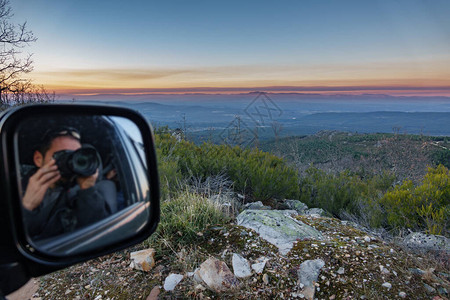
[{"left": 15, "top": 114, "right": 151, "bottom": 255}]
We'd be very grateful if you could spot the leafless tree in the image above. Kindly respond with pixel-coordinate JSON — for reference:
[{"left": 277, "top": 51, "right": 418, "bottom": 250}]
[{"left": 0, "top": 0, "right": 52, "bottom": 106}]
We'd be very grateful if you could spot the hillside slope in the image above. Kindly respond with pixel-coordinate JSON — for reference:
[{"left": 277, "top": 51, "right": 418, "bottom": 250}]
[
  {"left": 262, "top": 131, "right": 450, "bottom": 183},
  {"left": 36, "top": 200, "right": 449, "bottom": 299}
]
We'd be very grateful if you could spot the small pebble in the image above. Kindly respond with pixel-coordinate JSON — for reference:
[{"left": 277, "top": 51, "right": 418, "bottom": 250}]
[
  {"left": 382, "top": 282, "right": 392, "bottom": 289},
  {"left": 399, "top": 292, "right": 406, "bottom": 298}
]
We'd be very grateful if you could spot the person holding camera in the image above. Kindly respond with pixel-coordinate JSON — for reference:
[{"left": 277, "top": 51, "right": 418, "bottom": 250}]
[{"left": 22, "top": 127, "right": 114, "bottom": 240}]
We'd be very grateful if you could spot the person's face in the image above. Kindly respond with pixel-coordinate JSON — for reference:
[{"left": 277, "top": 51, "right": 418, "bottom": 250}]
[{"left": 34, "top": 136, "right": 81, "bottom": 167}]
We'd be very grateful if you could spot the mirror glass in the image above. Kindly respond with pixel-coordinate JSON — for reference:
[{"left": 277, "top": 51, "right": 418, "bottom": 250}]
[{"left": 14, "top": 114, "right": 151, "bottom": 255}]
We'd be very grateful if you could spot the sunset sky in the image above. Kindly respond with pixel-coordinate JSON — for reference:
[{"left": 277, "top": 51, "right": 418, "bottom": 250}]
[{"left": 12, "top": 0, "right": 450, "bottom": 97}]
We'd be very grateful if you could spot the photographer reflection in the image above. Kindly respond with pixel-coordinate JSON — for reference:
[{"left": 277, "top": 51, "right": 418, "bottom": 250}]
[{"left": 22, "top": 127, "right": 115, "bottom": 240}]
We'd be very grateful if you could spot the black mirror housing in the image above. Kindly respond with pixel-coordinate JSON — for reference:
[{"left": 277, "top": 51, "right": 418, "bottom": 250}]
[{"left": 0, "top": 104, "right": 160, "bottom": 295}]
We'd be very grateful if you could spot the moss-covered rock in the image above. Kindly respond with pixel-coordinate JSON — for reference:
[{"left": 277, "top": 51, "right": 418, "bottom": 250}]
[{"left": 236, "top": 209, "right": 323, "bottom": 254}]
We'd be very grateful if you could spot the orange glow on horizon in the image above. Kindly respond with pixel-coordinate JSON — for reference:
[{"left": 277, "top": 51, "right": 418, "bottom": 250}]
[{"left": 26, "top": 61, "right": 450, "bottom": 97}]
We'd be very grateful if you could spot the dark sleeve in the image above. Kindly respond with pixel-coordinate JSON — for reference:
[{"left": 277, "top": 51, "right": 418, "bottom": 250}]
[
  {"left": 22, "top": 190, "right": 64, "bottom": 238},
  {"left": 73, "top": 184, "right": 112, "bottom": 229},
  {"left": 22, "top": 204, "right": 52, "bottom": 238}
]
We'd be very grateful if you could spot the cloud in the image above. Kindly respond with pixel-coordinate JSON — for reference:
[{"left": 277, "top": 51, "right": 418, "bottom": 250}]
[
  {"left": 40, "top": 68, "right": 193, "bottom": 81},
  {"left": 30, "top": 58, "right": 450, "bottom": 97}
]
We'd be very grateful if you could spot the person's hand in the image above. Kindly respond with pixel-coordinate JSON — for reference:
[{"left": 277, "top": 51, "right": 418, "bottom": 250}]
[
  {"left": 77, "top": 169, "right": 99, "bottom": 190},
  {"left": 22, "top": 159, "right": 61, "bottom": 211},
  {"left": 106, "top": 169, "right": 117, "bottom": 180}
]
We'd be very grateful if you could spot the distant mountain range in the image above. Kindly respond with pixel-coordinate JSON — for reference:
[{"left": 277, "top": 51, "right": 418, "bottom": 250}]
[{"left": 64, "top": 95, "right": 450, "bottom": 138}]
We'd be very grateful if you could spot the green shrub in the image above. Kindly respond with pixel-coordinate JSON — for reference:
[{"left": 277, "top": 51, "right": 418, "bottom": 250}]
[
  {"left": 431, "top": 148, "right": 450, "bottom": 169},
  {"left": 155, "top": 133, "right": 299, "bottom": 201},
  {"left": 299, "top": 167, "right": 395, "bottom": 220},
  {"left": 381, "top": 165, "right": 450, "bottom": 235}
]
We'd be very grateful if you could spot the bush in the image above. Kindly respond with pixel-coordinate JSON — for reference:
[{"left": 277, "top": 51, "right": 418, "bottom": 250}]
[
  {"left": 381, "top": 165, "right": 450, "bottom": 235},
  {"left": 431, "top": 148, "right": 450, "bottom": 169},
  {"left": 299, "top": 167, "right": 395, "bottom": 219},
  {"left": 155, "top": 133, "right": 299, "bottom": 201}
]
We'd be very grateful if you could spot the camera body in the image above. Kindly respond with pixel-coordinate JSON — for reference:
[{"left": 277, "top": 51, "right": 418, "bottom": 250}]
[{"left": 53, "top": 146, "right": 100, "bottom": 178}]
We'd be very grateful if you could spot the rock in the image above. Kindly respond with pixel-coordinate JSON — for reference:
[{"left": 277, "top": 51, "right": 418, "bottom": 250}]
[
  {"left": 403, "top": 232, "right": 450, "bottom": 254},
  {"left": 297, "top": 259, "right": 325, "bottom": 300},
  {"left": 409, "top": 268, "right": 425, "bottom": 276},
  {"left": 379, "top": 265, "right": 390, "bottom": 275},
  {"left": 232, "top": 254, "right": 252, "bottom": 278},
  {"left": 195, "top": 258, "right": 239, "bottom": 292},
  {"left": 251, "top": 257, "right": 269, "bottom": 274},
  {"left": 129, "top": 248, "right": 155, "bottom": 272},
  {"left": 437, "top": 286, "right": 448, "bottom": 296},
  {"left": 424, "top": 283, "right": 436, "bottom": 294},
  {"left": 337, "top": 267, "right": 345, "bottom": 275},
  {"left": 146, "top": 286, "right": 160, "bottom": 300},
  {"left": 304, "top": 208, "right": 326, "bottom": 217},
  {"left": 193, "top": 268, "right": 203, "bottom": 283},
  {"left": 284, "top": 200, "right": 308, "bottom": 214},
  {"left": 382, "top": 282, "right": 392, "bottom": 289},
  {"left": 399, "top": 291, "right": 407, "bottom": 298},
  {"left": 242, "top": 201, "right": 270, "bottom": 210},
  {"left": 262, "top": 274, "right": 269, "bottom": 285},
  {"left": 163, "top": 273, "right": 184, "bottom": 291},
  {"left": 237, "top": 210, "right": 323, "bottom": 254},
  {"left": 281, "top": 210, "right": 301, "bottom": 217}
]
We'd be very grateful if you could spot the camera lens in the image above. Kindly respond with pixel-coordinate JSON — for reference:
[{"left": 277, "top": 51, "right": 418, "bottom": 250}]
[{"left": 71, "top": 148, "right": 99, "bottom": 177}]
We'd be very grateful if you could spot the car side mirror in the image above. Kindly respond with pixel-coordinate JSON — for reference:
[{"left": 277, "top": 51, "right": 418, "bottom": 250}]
[{"left": 0, "top": 104, "right": 160, "bottom": 295}]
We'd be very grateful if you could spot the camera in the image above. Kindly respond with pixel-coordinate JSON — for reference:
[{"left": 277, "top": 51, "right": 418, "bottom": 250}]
[{"left": 53, "top": 146, "right": 100, "bottom": 178}]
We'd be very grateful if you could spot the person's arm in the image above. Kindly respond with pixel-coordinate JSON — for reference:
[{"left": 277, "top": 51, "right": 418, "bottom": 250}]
[
  {"left": 22, "top": 159, "right": 60, "bottom": 211},
  {"left": 73, "top": 171, "right": 111, "bottom": 228},
  {"left": 76, "top": 169, "right": 98, "bottom": 190}
]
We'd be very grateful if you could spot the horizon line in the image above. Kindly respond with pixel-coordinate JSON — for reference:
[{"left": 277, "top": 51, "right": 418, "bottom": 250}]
[{"left": 52, "top": 85, "right": 450, "bottom": 98}]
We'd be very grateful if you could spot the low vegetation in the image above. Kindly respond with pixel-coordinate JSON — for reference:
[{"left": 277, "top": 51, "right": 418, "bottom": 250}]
[
  {"left": 263, "top": 131, "right": 450, "bottom": 184},
  {"left": 155, "top": 131, "right": 299, "bottom": 202},
  {"left": 144, "top": 190, "right": 230, "bottom": 257},
  {"left": 36, "top": 130, "right": 449, "bottom": 299},
  {"left": 156, "top": 130, "right": 449, "bottom": 238}
]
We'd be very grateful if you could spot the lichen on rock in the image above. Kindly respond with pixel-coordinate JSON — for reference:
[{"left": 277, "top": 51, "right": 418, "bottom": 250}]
[{"left": 237, "top": 209, "right": 323, "bottom": 254}]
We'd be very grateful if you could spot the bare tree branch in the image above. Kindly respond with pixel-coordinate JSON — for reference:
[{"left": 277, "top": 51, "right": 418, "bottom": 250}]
[{"left": 0, "top": 0, "right": 50, "bottom": 108}]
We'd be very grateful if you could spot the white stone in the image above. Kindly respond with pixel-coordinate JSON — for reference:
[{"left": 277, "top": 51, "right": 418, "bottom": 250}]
[
  {"left": 193, "top": 268, "right": 203, "bottom": 283},
  {"left": 297, "top": 259, "right": 325, "bottom": 300},
  {"left": 195, "top": 258, "right": 239, "bottom": 292},
  {"left": 399, "top": 291, "right": 407, "bottom": 298},
  {"left": 163, "top": 273, "right": 184, "bottom": 291},
  {"left": 129, "top": 248, "right": 155, "bottom": 272},
  {"left": 337, "top": 267, "right": 345, "bottom": 275},
  {"left": 379, "top": 265, "right": 390, "bottom": 275},
  {"left": 251, "top": 257, "right": 269, "bottom": 274},
  {"left": 382, "top": 282, "right": 392, "bottom": 289},
  {"left": 232, "top": 253, "right": 252, "bottom": 278}
]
